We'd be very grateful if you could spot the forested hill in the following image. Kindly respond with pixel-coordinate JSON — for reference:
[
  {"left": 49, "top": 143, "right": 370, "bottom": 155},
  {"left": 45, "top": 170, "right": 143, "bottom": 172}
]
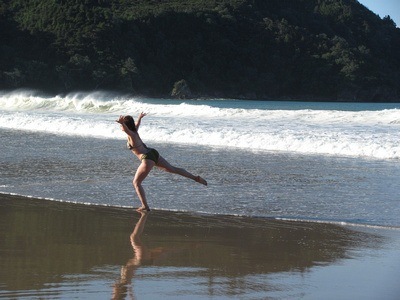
[{"left": 1, "top": 0, "right": 399, "bottom": 101}]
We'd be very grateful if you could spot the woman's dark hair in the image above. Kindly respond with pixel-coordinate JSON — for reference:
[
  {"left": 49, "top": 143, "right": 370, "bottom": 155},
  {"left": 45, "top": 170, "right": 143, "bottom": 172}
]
[{"left": 123, "top": 115, "right": 137, "bottom": 132}]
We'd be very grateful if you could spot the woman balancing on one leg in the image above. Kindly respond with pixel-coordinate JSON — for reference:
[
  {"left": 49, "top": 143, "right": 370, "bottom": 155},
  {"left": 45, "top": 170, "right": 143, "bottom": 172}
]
[{"left": 117, "top": 113, "right": 207, "bottom": 212}]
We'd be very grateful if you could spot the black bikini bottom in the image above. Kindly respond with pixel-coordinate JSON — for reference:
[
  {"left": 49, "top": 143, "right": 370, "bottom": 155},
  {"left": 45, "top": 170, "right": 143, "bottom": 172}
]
[{"left": 141, "top": 148, "right": 159, "bottom": 164}]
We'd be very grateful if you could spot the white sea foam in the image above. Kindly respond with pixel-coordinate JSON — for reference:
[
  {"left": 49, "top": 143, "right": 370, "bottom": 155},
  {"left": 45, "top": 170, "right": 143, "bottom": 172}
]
[{"left": 1, "top": 91, "right": 399, "bottom": 159}]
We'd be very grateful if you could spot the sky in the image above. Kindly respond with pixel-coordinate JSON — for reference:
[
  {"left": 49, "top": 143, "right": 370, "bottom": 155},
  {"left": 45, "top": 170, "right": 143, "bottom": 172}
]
[{"left": 358, "top": 0, "right": 400, "bottom": 27}]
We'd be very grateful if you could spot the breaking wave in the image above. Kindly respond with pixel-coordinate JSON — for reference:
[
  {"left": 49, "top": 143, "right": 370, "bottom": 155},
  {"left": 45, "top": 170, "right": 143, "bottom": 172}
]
[{"left": 1, "top": 90, "right": 399, "bottom": 159}]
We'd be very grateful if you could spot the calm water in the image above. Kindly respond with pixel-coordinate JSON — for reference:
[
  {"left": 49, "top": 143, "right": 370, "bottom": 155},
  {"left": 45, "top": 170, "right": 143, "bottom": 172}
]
[{"left": 1, "top": 91, "right": 399, "bottom": 227}]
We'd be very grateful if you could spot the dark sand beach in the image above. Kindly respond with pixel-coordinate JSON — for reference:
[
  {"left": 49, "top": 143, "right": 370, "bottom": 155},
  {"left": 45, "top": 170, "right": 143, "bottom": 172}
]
[{"left": 1, "top": 194, "right": 399, "bottom": 299}]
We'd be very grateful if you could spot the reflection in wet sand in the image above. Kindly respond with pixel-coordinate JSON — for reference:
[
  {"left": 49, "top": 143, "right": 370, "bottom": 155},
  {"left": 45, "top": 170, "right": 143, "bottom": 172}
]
[
  {"left": 0, "top": 194, "right": 391, "bottom": 299},
  {"left": 112, "top": 212, "right": 149, "bottom": 300},
  {"left": 113, "top": 211, "right": 202, "bottom": 299}
]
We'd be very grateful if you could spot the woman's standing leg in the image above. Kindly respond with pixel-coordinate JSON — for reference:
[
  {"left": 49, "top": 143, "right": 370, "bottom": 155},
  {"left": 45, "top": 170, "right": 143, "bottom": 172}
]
[
  {"left": 133, "top": 160, "right": 156, "bottom": 211},
  {"left": 156, "top": 156, "right": 207, "bottom": 186}
]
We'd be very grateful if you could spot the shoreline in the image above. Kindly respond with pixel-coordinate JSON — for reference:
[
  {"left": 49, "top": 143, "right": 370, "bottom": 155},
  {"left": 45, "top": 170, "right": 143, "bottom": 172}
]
[
  {"left": 2, "top": 192, "right": 399, "bottom": 231},
  {"left": 1, "top": 193, "right": 400, "bottom": 299}
]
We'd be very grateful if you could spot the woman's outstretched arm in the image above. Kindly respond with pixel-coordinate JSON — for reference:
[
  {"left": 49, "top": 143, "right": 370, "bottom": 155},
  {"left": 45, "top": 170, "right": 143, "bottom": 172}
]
[{"left": 135, "top": 112, "right": 147, "bottom": 131}]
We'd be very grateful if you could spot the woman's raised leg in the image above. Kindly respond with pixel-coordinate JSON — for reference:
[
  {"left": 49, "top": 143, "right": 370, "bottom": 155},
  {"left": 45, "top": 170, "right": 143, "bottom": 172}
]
[{"left": 156, "top": 156, "right": 207, "bottom": 186}]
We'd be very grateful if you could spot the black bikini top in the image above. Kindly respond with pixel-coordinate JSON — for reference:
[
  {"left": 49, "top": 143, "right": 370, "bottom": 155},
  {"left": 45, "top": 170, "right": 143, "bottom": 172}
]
[{"left": 127, "top": 141, "right": 147, "bottom": 150}]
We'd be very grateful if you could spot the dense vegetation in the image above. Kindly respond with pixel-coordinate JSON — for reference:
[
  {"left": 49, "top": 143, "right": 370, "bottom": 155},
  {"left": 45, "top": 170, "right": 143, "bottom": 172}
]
[{"left": 1, "top": 0, "right": 399, "bottom": 101}]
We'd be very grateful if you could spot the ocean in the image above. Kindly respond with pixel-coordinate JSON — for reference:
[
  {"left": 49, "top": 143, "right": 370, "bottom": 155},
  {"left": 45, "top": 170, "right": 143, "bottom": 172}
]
[{"left": 1, "top": 90, "right": 399, "bottom": 228}]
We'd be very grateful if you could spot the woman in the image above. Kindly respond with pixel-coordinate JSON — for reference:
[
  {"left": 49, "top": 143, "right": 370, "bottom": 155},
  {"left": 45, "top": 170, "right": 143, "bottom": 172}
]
[{"left": 117, "top": 113, "right": 207, "bottom": 211}]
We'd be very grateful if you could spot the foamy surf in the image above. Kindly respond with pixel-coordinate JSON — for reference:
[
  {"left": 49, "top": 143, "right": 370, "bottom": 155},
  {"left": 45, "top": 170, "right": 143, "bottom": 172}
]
[{"left": 1, "top": 90, "right": 399, "bottom": 159}]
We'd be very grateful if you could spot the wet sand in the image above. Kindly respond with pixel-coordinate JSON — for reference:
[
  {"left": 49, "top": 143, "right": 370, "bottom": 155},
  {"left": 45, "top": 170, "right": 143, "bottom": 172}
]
[{"left": 1, "top": 194, "right": 399, "bottom": 299}]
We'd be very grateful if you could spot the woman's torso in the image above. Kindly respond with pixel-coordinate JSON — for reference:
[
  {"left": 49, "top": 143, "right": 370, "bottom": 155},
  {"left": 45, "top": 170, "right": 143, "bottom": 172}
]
[{"left": 127, "top": 132, "right": 149, "bottom": 159}]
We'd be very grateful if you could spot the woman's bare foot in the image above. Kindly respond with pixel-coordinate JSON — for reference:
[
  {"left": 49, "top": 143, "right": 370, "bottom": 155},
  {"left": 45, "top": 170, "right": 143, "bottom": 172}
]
[
  {"left": 136, "top": 206, "right": 150, "bottom": 212},
  {"left": 195, "top": 176, "right": 207, "bottom": 186}
]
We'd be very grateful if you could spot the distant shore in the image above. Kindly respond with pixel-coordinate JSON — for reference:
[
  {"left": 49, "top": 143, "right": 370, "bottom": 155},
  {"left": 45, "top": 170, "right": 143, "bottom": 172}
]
[
  {"left": 2, "top": 1, "right": 399, "bottom": 102},
  {"left": 2, "top": 88, "right": 400, "bottom": 104}
]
